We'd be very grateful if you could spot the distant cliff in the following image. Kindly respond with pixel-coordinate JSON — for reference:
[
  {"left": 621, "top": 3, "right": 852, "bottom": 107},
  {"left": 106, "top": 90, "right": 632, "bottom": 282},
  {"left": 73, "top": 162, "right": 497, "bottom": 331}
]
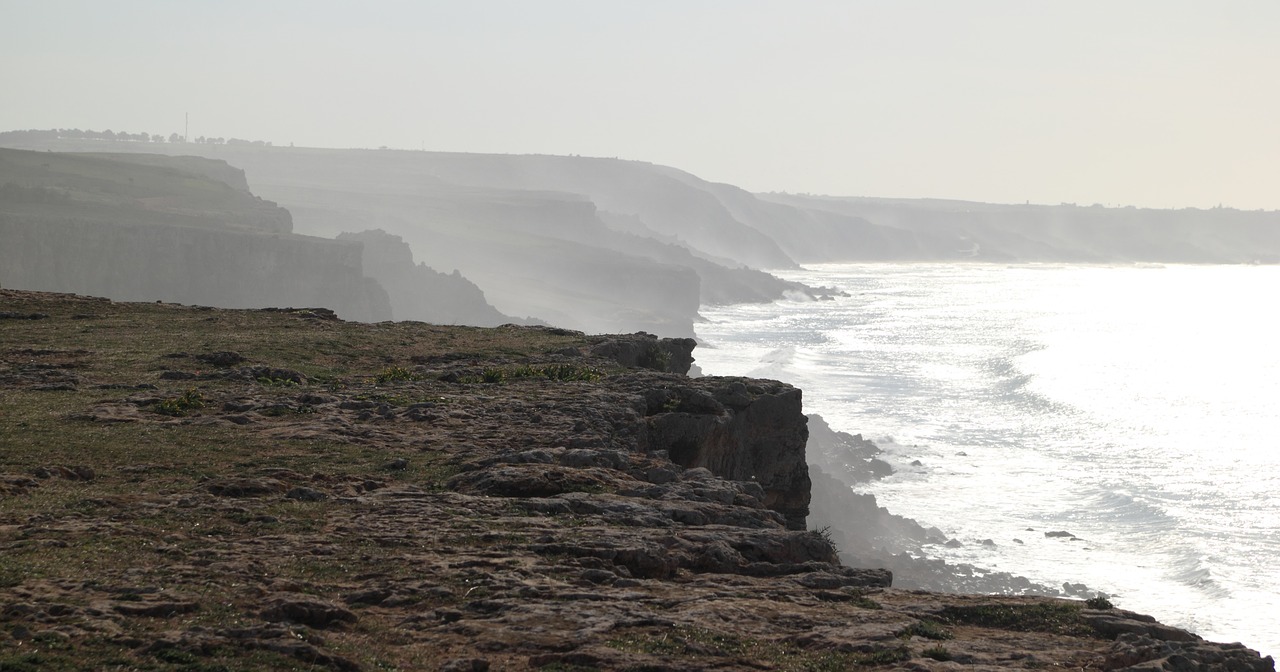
[
  {"left": 0, "top": 148, "right": 391, "bottom": 321},
  {"left": 336, "top": 229, "right": 514, "bottom": 326},
  {"left": 756, "top": 194, "right": 1280, "bottom": 264},
  {"left": 4, "top": 135, "right": 1277, "bottom": 339}
]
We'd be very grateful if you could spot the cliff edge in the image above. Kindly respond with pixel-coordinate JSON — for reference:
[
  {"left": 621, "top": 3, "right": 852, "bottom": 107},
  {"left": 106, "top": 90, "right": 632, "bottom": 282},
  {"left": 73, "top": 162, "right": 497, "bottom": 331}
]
[{"left": 0, "top": 289, "right": 1270, "bottom": 671}]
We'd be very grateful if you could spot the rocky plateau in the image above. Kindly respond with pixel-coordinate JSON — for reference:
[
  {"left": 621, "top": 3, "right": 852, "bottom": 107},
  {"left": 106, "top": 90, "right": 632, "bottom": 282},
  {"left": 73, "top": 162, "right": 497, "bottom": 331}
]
[{"left": 0, "top": 289, "right": 1272, "bottom": 671}]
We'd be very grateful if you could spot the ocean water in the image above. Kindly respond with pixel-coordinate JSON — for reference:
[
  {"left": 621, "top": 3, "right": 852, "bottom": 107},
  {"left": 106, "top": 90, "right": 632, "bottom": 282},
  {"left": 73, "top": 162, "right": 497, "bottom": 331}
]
[{"left": 695, "top": 263, "right": 1279, "bottom": 657}]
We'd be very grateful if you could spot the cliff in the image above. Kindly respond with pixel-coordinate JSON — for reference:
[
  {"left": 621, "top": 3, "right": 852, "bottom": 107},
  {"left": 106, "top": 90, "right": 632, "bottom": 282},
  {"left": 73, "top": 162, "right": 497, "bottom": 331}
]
[
  {"left": 3, "top": 137, "right": 1278, "bottom": 340},
  {"left": 336, "top": 229, "right": 515, "bottom": 326},
  {"left": 0, "top": 137, "right": 843, "bottom": 335},
  {"left": 756, "top": 194, "right": 1280, "bottom": 264},
  {"left": 0, "top": 148, "right": 391, "bottom": 321},
  {"left": 0, "top": 289, "right": 1270, "bottom": 671}
]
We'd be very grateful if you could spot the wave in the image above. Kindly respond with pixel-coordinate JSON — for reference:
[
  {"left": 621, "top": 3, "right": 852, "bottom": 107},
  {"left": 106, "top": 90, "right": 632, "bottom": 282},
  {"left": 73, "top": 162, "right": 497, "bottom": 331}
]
[
  {"left": 1168, "top": 549, "right": 1230, "bottom": 598},
  {"left": 1079, "top": 488, "right": 1177, "bottom": 530},
  {"left": 744, "top": 345, "right": 797, "bottom": 380}
]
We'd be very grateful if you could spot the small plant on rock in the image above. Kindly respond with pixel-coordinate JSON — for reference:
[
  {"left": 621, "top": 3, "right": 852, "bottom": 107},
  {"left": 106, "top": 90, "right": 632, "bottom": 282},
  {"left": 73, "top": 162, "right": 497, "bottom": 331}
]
[
  {"left": 1085, "top": 596, "right": 1114, "bottom": 610},
  {"left": 638, "top": 342, "right": 671, "bottom": 371},
  {"left": 375, "top": 366, "right": 414, "bottom": 385},
  {"left": 922, "top": 645, "right": 953, "bottom": 661},
  {"left": 154, "top": 388, "right": 205, "bottom": 416},
  {"left": 900, "top": 619, "right": 953, "bottom": 641}
]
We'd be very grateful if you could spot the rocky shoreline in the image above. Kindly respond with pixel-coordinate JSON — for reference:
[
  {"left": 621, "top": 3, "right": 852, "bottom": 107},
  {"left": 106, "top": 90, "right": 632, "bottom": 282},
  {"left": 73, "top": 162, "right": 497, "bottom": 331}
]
[{"left": 0, "top": 289, "right": 1273, "bottom": 670}]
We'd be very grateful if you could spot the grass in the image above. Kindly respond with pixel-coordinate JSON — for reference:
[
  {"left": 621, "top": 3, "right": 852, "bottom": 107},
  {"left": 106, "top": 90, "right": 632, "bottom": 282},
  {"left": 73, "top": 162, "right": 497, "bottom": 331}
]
[
  {"left": 451, "top": 363, "right": 604, "bottom": 385},
  {"left": 921, "top": 645, "right": 953, "bottom": 661},
  {"left": 939, "top": 601, "right": 1098, "bottom": 637},
  {"left": 154, "top": 388, "right": 206, "bottom": 416},
  {"left": 606, "top": 625, "right": 912, "bottom": 670},
  {"left": 0, "top": 294, "right": 588, "bottom": 387},
  {"left": 375, "top": 366, "right": 415, "bottom": 385}
]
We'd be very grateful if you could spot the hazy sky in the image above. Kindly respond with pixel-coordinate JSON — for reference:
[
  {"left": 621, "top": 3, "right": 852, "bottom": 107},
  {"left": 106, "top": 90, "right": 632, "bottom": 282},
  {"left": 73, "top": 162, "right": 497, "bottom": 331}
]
[{"left": 3, "top": 1, "right": 1277, "bottom": 209}]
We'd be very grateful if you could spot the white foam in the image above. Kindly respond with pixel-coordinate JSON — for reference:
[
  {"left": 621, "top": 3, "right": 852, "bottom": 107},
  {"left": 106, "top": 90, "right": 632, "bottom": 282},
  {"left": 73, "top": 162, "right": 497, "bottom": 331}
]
[{"left": 697, "top": 262, "right": 1280, "bottom": 658}]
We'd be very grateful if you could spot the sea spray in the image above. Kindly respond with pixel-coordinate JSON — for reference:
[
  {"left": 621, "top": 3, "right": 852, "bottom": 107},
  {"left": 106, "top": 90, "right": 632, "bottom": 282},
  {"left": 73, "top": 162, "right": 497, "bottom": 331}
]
[{"left": 696, "top": 262, "right": 1280, "bottom": 658}]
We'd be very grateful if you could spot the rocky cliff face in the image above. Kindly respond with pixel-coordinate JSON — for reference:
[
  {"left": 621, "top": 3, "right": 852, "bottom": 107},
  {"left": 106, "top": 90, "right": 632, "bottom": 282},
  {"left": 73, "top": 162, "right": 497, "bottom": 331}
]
[
  {"left": 0, "top": 148, "right": 391, "bottom": 321},
  {"left": 639, "top": 378, "right": 811, "bottom": 530},
  {"left": 336, "top": 229, "right": 513, "bottom": 326},
  {"left": 0, "top": 217, "right": 391, "bottom": 322}
]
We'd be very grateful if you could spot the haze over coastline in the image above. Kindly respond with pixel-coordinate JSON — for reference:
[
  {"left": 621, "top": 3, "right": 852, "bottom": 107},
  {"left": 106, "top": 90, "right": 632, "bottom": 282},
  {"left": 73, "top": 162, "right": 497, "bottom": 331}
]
[
  {"left": 3, "top": 1, "right": 1279, "bottom": 211},
  {"left": 4, "top": 2, "right": 1280, "bottom": 667}
]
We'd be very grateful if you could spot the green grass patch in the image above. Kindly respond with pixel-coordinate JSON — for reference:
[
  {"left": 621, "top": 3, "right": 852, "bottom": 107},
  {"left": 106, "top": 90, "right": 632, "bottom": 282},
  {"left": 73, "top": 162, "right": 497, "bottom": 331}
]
[
  {"left": 375, "top": 366, "right": 414, "bottom": 384},
  {"left": 940, "top": 601, "right": 1097, "bottom": 637},
  {"left": 154, "top": 388, "right": 206, "bottom": 416},
  {"left": 454, "top": 363, "right": 605, "bottom": 385},
  {"left": 606, "top": 625, "right": 911, "bottom": 670}
]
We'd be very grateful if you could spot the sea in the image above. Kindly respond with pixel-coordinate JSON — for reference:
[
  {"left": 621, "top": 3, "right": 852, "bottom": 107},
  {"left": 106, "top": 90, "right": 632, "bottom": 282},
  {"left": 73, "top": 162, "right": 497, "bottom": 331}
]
[{"left": 694, "top": 263, "right": 1279, "bottom": 658}]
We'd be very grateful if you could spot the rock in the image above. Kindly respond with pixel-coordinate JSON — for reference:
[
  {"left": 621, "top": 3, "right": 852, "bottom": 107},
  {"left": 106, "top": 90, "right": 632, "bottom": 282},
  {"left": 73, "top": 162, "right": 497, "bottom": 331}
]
[
  {"left": 1105, "top": 632, "right": 1274, "bottom": 671},
  {"left": 1085, "top": 611, "right": 1201, "bottom": 643},
  {"left": 260, "top": 595, "right": 357, "bottom": 628},
  {"left": 196, "top": 351, "right": 245, "bottom": 367},
  {"left": 579, "top": 569, "right": 617, "bottom": 585},
  {"left": 446, "top": 465, "right": 632, "bottom": 498},
  {"left": 241, "top": 366, "right": 307, "bottom": 385},
  {"left": 639, "top": 376, "right": 811, "bottom": 530},
  {"left": 440, "top": 659, "right": 490, "bottom": 672},
  {"left": 112, "top": 600, "right": 199, "bottom": 617},
  {"left": 1045, "top": 530, "right": 1076, "bottom": 538},
  {"left": 285, "top": 486, "right": 328, "bottom": 502},
  {"left": 51, "top": 465, "right": 95, "bottom": 481},
  {"left": 207, "top": 478, "right": 287, "bottom": 497},
  {"left": 588, "top": 333, "right": 697, "bottom": 374}
]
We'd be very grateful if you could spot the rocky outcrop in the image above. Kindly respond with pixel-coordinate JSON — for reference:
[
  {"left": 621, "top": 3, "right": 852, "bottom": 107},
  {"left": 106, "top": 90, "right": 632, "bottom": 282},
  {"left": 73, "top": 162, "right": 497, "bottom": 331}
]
[
  {"left": 0, "top": 289, "right": 1272, "bottom": 670},
  {"left": 587, "top": 332, "right": 697, "bottom": 374},
  {"left": 637, "top": 377, "right": 811, "bottom": 530}
]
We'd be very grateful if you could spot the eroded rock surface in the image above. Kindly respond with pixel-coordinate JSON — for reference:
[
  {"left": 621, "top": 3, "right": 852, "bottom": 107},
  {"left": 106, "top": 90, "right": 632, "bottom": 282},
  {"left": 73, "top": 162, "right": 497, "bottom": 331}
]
[{"left": 0, "top": 290, "right": 1271, "bottom": 671}]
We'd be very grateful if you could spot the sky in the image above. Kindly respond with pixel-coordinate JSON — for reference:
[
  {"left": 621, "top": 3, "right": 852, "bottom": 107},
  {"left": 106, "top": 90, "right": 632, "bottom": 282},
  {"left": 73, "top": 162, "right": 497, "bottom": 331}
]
[{"left": 3, "top": 0, "right": 1278, "bottom": 210}]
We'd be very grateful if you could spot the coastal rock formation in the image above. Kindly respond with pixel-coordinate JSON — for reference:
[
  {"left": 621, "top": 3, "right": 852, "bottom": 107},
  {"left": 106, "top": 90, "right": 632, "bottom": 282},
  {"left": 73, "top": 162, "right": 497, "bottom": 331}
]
[
  {"left": 0, "top": 148, "right": 391, "bottom": 322},
  {"left": 639, "top": 378, "right": 811, "bottom": 530},
  {"left": 336, "top": 229, "right": 514, "bottom": 326},
  {"left": 0, "top": 289, "right": 1271, "bottom": 670}
]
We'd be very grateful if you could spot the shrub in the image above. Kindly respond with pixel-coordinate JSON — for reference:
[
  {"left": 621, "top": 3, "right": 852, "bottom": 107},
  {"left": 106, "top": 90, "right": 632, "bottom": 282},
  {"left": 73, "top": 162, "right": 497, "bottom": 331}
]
[
  {"left": 1085, "top": 596, "right": 1114, "bottom": 610},
  {"left": 921, "top": 645, "right": 952, "bottom": 661},
  {"left": 155, "top": 388, "right": 205, "bottom": 416},
  {"left": 637, "top": 343, "right": 671, "bottom": 371},
  {"left": 375, "top": 366, "right": 414, "bottom": 384}
]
